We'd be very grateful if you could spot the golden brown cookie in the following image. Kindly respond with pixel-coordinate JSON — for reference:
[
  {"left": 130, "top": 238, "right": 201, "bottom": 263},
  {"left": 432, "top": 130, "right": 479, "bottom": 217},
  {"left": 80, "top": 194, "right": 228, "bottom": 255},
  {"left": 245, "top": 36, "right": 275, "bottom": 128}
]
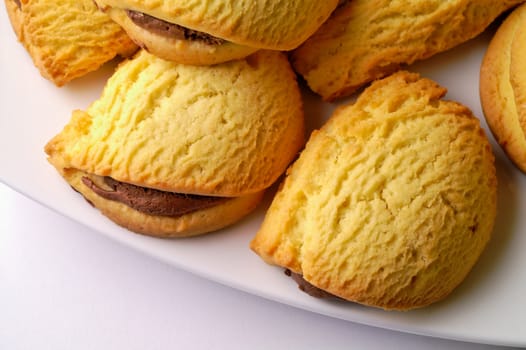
[
  {"left": 251, "top": 71, "right": 497, "bottom": 310},
  {"left": 5, "top": 0, "right": 137, "bottom": 86},
  {"left": 291, "top": 0, "right": 524, "bottom": 101},
  {"left": 93, "top": 0, "right": 339, "bottom": 65},
  {"left": 480, "top": 3, "right": 526, "bottom": 172},
  {"left": 45, "top": 50, "right": 305, "bottom": 237}
]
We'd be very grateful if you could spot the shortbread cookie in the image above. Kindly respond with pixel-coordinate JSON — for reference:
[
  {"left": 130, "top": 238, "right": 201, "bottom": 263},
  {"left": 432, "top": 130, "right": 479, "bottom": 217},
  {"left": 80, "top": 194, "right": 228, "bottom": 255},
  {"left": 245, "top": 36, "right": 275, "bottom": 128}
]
[
  {"left": 251, "top": 71, "right": 497, "bottom": 310},
  {"left": 480, "top": 3, "right": 526, "bottom": 172},
  {"left": 45, "top": 50, "right": 305, "bottom": 237},
  {"left": 93, "top": 0, "right": 339, "bottom": 65},
  {"left": 291, "top": 0, "right": 524, "bottom": 101},
  {"left": 5, "top": 0, "right": 137, "bottom": 86}
]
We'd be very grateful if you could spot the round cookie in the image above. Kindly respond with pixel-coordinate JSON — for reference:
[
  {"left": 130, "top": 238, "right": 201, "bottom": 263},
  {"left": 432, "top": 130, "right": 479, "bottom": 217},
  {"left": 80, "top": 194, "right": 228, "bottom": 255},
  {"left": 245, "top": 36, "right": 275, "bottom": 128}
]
[
  {"left": 251, "top": 71, "right": 497, "bottom": 310},
  {"left": 93, "top": 0, "right": 339, "bottom": 65},
  {"left": 5, "top": 0, "right": 137, "bottom": 86},
  {"left": 45, "top": 50, "right": 305, "bottom": 237},
  {"left": 291, "top": 0, "right": 524, "bottom": 101},
  {"left": 480, "top": 3, "right": 526, "bottom": 172}
]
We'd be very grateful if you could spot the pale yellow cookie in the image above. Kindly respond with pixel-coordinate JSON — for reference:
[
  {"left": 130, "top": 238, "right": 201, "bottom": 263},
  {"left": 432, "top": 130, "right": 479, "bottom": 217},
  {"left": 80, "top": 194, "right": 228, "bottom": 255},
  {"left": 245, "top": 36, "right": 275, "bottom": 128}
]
[
  {"left": 291, "top": 0, "right": 524, "bottom": 101},
  {"left": 251, "top": 71, "right": 497, "bottom": 310},
  {"left": 93, "top": 0, "right": 339, "bottom": 65},
  {"left": 45, "top": 50, "right": 305, "bottom": 237},
  {"left": 480, "top": 3, "right": 526, "bottom": 172},
  {"left": 5, "top": 0, "right": 137, "bottom": 86}
]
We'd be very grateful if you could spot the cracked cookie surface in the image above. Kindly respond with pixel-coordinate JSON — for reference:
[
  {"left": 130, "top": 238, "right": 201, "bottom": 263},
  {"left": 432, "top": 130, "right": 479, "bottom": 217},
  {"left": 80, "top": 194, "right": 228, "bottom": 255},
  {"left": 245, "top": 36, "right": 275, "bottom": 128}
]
[{"left": 251, "top": 71, "right": 497, "bottom": 310}]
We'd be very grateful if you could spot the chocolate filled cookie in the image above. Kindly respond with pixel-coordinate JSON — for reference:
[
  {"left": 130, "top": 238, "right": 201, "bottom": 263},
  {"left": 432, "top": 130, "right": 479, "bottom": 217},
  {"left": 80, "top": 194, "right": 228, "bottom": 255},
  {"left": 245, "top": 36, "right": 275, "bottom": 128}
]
[
  {"left": 93, "top": 0, "right": 339, "bottom": 65},
  {"left": 45, "top": 50, "right": 305, "bottom": 237}
]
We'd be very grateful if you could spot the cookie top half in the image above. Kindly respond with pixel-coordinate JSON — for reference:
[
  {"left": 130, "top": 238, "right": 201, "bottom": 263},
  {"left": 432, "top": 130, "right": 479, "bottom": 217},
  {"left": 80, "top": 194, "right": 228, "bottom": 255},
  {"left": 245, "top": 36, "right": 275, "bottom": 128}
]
[
  {"left": 45, "top": 50, "right": 305, "bottom": 197},
  {"left": 480, "top": 3, "right": 526, "bottom": 172},
  {"left": 251, "top": 71, "right": 497, "bottom": 310}
]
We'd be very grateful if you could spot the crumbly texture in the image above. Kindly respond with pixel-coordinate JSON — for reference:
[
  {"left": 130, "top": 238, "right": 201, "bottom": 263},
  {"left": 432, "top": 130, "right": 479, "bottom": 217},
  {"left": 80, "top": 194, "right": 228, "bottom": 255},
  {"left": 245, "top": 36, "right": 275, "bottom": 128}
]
[
  {"left": 5, "top": 0, "right": 137, "bottom": 86},
  {"left": 105, "top": 7, "right": 257, "bottom": 65},
  {"left": 480, "top": 3, "right": 526, "bottom": 172},
  {"left": 44, "top": 50, "right": 305, "bottom": 237},
  {"left": 250, "top": 71, "right": 497, "bottom": 310},
  {"left": 291, "top": 0, "right": 524, "bottom": 101},
  {"left": 94, "top": 0, "right": 339, "bottom": 51}
]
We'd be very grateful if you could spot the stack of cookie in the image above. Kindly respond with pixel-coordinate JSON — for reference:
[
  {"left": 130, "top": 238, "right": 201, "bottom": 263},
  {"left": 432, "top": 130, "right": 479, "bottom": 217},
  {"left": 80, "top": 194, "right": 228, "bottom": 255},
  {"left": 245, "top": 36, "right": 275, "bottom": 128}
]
[
  {"left": 8, "top": 0, "right": 342, "bottom": 236},
  {"left": 6, "top": 0, "right": 526, "bottom": 310}
]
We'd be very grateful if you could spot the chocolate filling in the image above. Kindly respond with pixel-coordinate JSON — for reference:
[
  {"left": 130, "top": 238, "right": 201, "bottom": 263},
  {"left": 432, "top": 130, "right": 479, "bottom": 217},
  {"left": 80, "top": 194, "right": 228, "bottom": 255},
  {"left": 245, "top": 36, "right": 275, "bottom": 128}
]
[
  {"left": 13, "top": 0, "right": 21, "bottom": 9},
  {"left": 285, "top": 269, "right": 339, "bottom": 299},
  {"left": 126, "top": 10, "right": 225, "bottom": 45},
  {"left": 82, "top": 176, "right": 228, "bottom": 217}
]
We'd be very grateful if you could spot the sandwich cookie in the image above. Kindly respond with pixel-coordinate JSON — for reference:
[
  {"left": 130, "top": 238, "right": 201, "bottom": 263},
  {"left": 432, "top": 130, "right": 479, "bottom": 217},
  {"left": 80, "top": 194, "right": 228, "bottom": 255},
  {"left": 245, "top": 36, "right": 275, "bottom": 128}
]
[
  {"left": 93, "top": 0, "right": 339, "bottom": 65},
  {"left": 45, "top": 50, "right": 305, "bottom": 237},
  {"left": 480, "top": 3, "right": 526, "bottom": 172},
  {"left": 291, "top": 0, "right": 524, "bottom": 101},
  {"left": 5, "top": 0, "right": 137, "bottom": 86},
  {"left": 251, "top": 71, "right": 497, "bottom": 310}
]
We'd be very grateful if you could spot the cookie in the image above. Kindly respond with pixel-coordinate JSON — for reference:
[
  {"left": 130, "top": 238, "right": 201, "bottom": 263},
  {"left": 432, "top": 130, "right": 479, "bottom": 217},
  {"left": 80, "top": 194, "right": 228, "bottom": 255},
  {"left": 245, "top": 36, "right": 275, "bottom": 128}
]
[
  {"left": 250, "top": 71, "right": 497, "bottom": 310},
  {"left": 93, "top": 0, "right": 339, "bottom": 65},
  {"left": 291, "top": 0, "right": 524, "bottom": 101},
  {"left": 45, "top": 50, "right": 305, "bottom": 237},
  {"left": 5, "top": 0, "right": 137, "bottom": 86},
  {"left": 480, "top": 3, "right": 526, "bottom": 172}
]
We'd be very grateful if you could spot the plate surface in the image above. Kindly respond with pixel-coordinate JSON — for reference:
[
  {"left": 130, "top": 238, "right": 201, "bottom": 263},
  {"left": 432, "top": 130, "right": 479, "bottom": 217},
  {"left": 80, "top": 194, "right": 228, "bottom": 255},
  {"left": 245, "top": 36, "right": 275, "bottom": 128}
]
[{"left": 1, "top": 10, "right": 525, "bottom": 347}]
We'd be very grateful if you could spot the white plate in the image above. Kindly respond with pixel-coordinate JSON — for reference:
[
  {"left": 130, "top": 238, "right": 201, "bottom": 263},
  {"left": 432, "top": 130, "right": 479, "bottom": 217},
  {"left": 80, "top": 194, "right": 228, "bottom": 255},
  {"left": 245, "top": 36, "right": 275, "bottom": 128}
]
[{"left": 1, "top": 10, "right": 525, "bottom": 347}]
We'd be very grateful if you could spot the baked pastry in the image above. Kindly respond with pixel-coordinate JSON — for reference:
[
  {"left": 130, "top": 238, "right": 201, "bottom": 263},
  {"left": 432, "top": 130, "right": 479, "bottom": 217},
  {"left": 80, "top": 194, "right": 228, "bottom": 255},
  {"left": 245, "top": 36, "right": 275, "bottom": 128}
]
[
  {"left": 5, "top": 0, "right": 137, "bottom": 86},
  {"left": 480, "top": 3, "right": 526, "bottom": 172},
  {"left": 45, "top": 50, "right": 305, "bottom": 238},
  {"left": 291, "top": 0, "right": 525, "bottom": 101},
  {"left": 250, "top": 71, "right": 497, "bottom": 310},
  {"left": 92, "top": 0, "right": 339, "bottom": 65}
]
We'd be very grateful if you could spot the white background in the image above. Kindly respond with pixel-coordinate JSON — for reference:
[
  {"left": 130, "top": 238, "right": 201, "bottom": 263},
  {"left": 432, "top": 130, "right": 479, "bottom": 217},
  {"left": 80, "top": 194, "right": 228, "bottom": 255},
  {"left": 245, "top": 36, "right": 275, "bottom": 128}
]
[{"left": 0, "top": 183, "right": 520, "bottom": 350}]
